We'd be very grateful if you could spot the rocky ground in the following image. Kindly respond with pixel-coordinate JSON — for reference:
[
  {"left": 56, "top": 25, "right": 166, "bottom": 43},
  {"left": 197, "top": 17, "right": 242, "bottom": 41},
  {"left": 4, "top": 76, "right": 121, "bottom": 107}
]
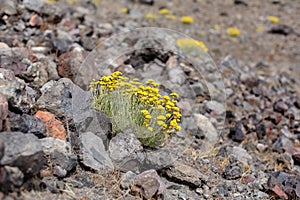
[{"left": 0, "top": 0, "right": 300, "bottom": 199}]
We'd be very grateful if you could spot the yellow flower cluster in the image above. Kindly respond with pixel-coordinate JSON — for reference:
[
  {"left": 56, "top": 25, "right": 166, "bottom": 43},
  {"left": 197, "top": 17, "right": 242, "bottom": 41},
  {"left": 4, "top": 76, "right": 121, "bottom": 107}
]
[
  {"left": 267, "top": 16, "right": 279, "bottom": 24},
  {"left": 180, "top": 16, "right": 194, "bottom": 24},
  {"left": 89, "top": 71, "right": 182, "bottom": 146},
  {"left": 226, "top": 27, "right": 241, "bottom": 37},
  {"left": 145, "top": 13, "right": 159, "bottom": 19},
  {"left": 159, "top": 8, "right": 171, "bottom": 15},
  {"left": 121, "top": 7, "right": 129, "bottom": 14},
  {"left": 176, "top": 38, "right": 208, "bottom": 52}
]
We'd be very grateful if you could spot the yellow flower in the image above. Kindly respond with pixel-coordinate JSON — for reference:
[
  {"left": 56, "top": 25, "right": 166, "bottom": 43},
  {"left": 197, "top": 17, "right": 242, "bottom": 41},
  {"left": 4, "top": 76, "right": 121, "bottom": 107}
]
[
  {"left": 111, "top": 71, "right": 122, "bottom": 78},
  {"left": 226, "top": 27, "right": 240, "bottom": 37},
  {"left": 159, "top": 8, "right": 170, "bottom": 15},
  {"left": 166, "top": 113, "right": 172, "bottom": 118},
  {"left": 170, "top": 92, "right": 179, "bottom": 98},
  {"left": 121, "top": 7, "right": 129, "bottom": 14},
  {"left": 157, "top": 105, "right": 164, "bottom": 111},
  {"left": 157, "top": 120, "right": 165, "bottom": 126},
  {"left": 180, "top": 16, "right": 194, "bottom": 24},
  {"left": 163, "top": 95, "right": 170, "bottom": 101},
  {"left": 157, "top": 115, "right": 166, "bottom": 120},
  {"left": 141, "top": 110, "right": 149, "bottom": 115},
  {"left": 172, "top": 107, "right": 180, "bottom": 112},
  {"left": 267, "top": 16, "right": 279, "bottom": 24},
  {"left": 145, "top": 13, "right": 158, "bottom": 19},
  {"left": 175, "top": 125, "right": 181, "bottom": 131},
  {"left": 147, "top": 127, "right": 153, "bottom": 132},
  {"left": 173, "top": 111, "right": 182, "bottom": 118},
  {"left": 144, "top": 114, "right": 152, "bottom": 119},
  {"left": 143, "top": 121, "right": 149, "bottom": 127},
  {"left": 170, "top": 119, "right": 178, "bottom": 127}
]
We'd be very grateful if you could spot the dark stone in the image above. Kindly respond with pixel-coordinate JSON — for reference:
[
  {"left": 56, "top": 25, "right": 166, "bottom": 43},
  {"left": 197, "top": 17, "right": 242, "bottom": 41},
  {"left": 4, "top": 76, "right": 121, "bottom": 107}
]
[
  {"left": 234, "top": 0, "right": 248, "bottom": 6},
  {"left": 256, "top": 123, "right": 266, "bottom": 140},
  {"left": 0, "top": 68, "right": 34, "bottom": 113},
  {"left": 0, "top": 166, "right": 24, "bottom": 193},
  {"left": 79, "top": 132, "right": 114, "bottom": 172},
  {"left": 35, "top": 78, "right": 74, "bottom": 120},
  {"left": 108, "top": 129, "right": 144, "bottom": 173},
  {"left": 0, "top": 132, "right": 44, "bottom": 176},
  {"left": 50, "top": 150, "right": 77, "bottom": 176},
  {"left": 222, "top": 162, "right": 243, "bottom": 180},
  {"left": 274, "top": 100, "right": 289, "bottom": 114},
  {"left": 120, "top": 171, "right": 137, "bottom": 189},
  {"left": 229, "top": 122, "right": 246, "bottom": 142},
  {"left": 72, "top": 84, "right": 112, "bottom": 149},
  {"left": 273, "top": 136, "right": 293, "bottom": 153},
  {"left": 51, "top": 38, "right": 72, "bottom": 55},
  {"left": 9, "top": 112, "right": 46, "bottom": 138},
  {"left": 268, "top": 24, "right": 299, "bottom": 36},
  {"left": 143, "top": 148, "right": 173, "bottom": 171},
  {"left": 138, "top": 0, "right": 154, "bottom": 6}
]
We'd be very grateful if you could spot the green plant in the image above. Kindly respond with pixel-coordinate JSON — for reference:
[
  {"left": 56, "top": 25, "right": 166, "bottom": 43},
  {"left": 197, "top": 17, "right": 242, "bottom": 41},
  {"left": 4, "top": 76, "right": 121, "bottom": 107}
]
[{"left": 89, "top": 71, "right": 182, "bottom": 147}]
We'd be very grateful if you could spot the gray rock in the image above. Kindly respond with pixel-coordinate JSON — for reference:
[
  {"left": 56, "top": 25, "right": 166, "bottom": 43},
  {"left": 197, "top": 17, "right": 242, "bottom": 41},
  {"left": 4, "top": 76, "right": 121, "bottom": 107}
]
[
  {"left": 142, "top": 63, "right": 164, "bottom": 81},
  {"left": 0, "top": 141, "right": 4, "bottom": 160},
  {"left": 79, "top": 132, "right": 114, "bottom": 172},
  {"left": 164, "top": 161, "right": 208, "bottom": 187},
  {"left": 190, "top": 81, "right": 205, "bottom": 96},
  {"left": 0, "top": 166, "right": 24, "bottom": 193},
  {"left": 81, "top": 36, "right": 96, "bottom": 51},
  {"left": 52, "top": 38, "right": 72, "bottom": 54},
  {"left": 193, "top": 114, "right": 218, "bottom": 154},
  {"left": 273, "top": 136, "right": 293, "bottom": 153},
  {"left": 50, "top": 149, "right": 77, "bottom": 177},
  {"left": 35, "top": 78, "right": 74, "bottom": 119},
  {"left": 204, "top": 100, "right": 226, "bottom": 115},
  {"left": 120, "top": 171, "right": 137, "bottom": 189},
  {"left": 230, "top": 146, "right": 252, "bottom": 164},
  {"left": 0, "top": 68, "right": 34, "bottom": 113},
  {"left": 19, "top": 58, "right": 54, "bottom": 88},
  {"left": 52, "top": 165, "right": 67, "bottom": 178},
  {"left": 41, "top": 137, "right": 71, "bottom": 154},
  {"left": 177, "top": 99, "right": 193, "bottom": 117},
  {"left": 72, "top": 84, "right": 112, "bottom": 149},
  {"left": 133, "top": 169, "right": 166, "bottom": 199},
  {"left": 1, "top": 0, "right": 17, "bottom": 15},
  {"left": 9, "top": 113, "right": 46, "bottom": 138},
  {"left": 143, "top": 148, "right": 173, "bottom": 170},
  {"left": 168, "top": 68, "right": 186, "bottom": 85},
  {"left": 222, "top": 162, "right": 243, "bottom": 180},
  {"left": 23, "top": 0, "right": 44, "bottom": 12},
  {"left": 0, "top": 132, "right": 44, "bottom": 176},
  {"left": 108, "top": 129, "right": 144, "bottom": 173}
]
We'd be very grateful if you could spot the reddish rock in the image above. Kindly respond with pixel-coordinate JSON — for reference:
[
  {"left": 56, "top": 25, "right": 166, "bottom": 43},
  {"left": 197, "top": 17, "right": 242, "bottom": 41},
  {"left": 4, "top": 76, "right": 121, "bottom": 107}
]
[
  {"left": 29, "top": 14, "right": 43, "bottom": 27},
  {"left": 57, "top": 51, "right": 73, "bottom": 79},
  {"left": 241, "top": 174, "right": 255, "bottom": 184},
  {"left": 272, "top": 185, "right": 288, "bottom": 200},
  {"left": 34, "top": 111, "right": 66, "bottom": 140},
  {"left": 132, "top": 169, "right": 166, "bottom": 199}
]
